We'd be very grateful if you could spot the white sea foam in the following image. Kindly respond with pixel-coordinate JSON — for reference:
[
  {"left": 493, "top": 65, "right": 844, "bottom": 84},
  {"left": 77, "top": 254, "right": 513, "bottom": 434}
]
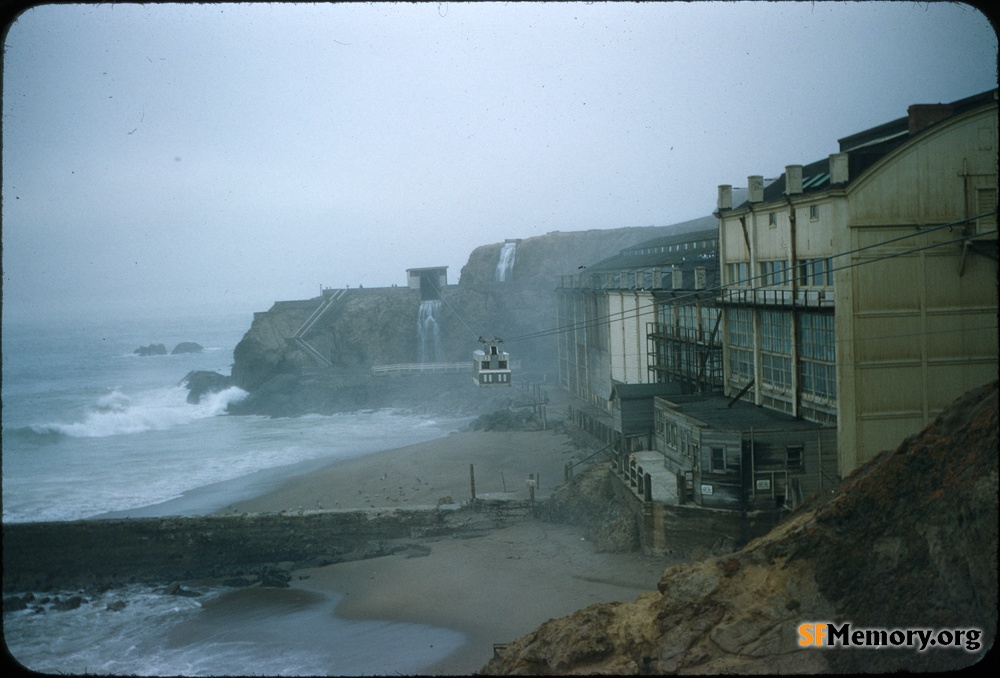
[{"left": 30, "top": 386, "right": 247, "bottom": 438}]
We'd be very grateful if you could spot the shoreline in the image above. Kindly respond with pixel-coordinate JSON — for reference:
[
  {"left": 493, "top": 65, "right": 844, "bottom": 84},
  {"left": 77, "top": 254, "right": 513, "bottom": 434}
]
[
  {"left": 211, "top": 425, "right": 678, "bottom": 674},
  {"left": 294, "top": 519, "right": 673, "bottom": 674},
  {"left": 6, "top": 425, "right": 681, "bottom": 675},
  {"left": 216, "top": 428, "right": 581, "bottom": 515}
]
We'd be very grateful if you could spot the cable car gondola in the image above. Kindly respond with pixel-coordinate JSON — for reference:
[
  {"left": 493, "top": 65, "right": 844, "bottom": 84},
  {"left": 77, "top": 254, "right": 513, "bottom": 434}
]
[{"left": 473, "top": 337, "right": 511, "bottom": 387}]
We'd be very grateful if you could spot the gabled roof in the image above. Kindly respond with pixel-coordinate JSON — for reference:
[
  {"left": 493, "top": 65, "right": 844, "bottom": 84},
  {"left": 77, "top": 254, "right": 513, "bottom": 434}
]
[
  {"left": 585, "top": 227, "right": 718, "bottom": 272},
  {"left": 725, "top": 88, "right": 998, "bottom": 212}
]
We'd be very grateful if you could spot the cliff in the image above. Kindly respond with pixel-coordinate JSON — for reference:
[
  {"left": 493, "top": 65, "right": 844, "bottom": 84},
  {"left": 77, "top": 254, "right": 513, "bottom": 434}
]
[
  {"left": 226, "top": 222, "right": 705, "bottom": 415},
  {"left": 482, "top": 381, "right": 998, "bottom": 674}
]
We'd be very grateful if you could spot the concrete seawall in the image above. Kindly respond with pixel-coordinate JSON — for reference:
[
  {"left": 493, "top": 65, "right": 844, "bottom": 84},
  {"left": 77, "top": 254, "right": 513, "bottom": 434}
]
[{"left": 3, "top": 500, "right": 536, "bottom": 592}]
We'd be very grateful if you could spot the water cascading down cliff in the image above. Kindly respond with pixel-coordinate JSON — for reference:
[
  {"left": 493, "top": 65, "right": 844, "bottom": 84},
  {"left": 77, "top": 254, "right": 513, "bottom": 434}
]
[
  {"left": 417, "top": 300, "right": 443, "bottom": 364},
  {"left": 495, "top": 241, "right": 517, "bottom": 282}
]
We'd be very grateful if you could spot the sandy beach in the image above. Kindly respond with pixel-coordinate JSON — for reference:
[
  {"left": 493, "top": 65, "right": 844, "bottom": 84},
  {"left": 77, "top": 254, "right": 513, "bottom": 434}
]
[
  {"left": 212, "top": 427, "right": 682, "bottom": 674},
  {"left": 220, "top": 428, "right": 584, "bottom": 514}
]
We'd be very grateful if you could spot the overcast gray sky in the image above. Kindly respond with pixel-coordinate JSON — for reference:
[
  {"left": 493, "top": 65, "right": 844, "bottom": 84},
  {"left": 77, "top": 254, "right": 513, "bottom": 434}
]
[{"left": 2, "top": 1, "right": 997, "bottom": 323}]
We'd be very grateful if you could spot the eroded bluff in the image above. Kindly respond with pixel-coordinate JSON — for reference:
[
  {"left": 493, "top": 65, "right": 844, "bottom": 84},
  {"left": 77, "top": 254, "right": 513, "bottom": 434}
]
[{"left": 483, "top": 381, "right": 998, "bottom": 674}]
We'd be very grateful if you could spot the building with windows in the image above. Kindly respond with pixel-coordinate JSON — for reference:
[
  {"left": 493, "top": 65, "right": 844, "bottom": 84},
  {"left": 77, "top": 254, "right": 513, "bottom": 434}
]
[
  {"left": 556, "top": 220, "right": 720, "bottom": 444},
  {"left": 716, "top": 89, "right": 998, "bottom": 476}
]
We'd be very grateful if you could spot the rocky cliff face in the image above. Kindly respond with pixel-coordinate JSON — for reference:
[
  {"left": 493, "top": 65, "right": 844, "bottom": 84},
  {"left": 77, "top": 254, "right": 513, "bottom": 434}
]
[
  {"left": 482, "top": 381, "right": 998, "bottom": 674},
  {"left": 227, "top": 223, "right": 698, "bottom": 413}
]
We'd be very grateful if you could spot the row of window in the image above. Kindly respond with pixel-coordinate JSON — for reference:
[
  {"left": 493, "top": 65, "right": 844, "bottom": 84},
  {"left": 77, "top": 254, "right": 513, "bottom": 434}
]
[
  {"left": 767, "top": 205, "right": 822, "bottom": 227},
  {"left": 727, "top": 257, "right": 834, "bottom": 288},
  {"left": 703, "top": 445, "right": 805, "bottom": 473},
  {"left": 585, "top": 266, "right": 712, "bottom": 291},
  {"left": 659, "top": 415, "right": 807, "bottom": 473},
  {"left": 626, "top": 240, "right": 716, "bottom": 257},
  {"left": 725, "top": 310, "right": 836, "bottom": 400}
]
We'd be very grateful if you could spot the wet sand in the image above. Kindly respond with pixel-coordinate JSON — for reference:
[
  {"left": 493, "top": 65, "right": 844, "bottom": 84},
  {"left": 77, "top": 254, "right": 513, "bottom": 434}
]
[
  {"left": 212, "top": 428, "right": 679, "bottom": 674},
  {"left": 294, "top": 520, "right": 670, "bottom": 674}
]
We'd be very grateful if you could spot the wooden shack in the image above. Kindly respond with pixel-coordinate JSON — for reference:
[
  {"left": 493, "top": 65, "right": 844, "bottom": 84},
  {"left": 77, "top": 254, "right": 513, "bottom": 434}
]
[{"left": 654, "top": 395, "right": 838, "bottom": 511}]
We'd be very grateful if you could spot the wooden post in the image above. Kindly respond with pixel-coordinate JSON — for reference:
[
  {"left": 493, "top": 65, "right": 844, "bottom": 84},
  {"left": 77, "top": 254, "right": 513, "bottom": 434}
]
[
  {"left": 528, "top": 473, "right": 536, "bottom": 502},
  {"left": 470, "top": 464, "right": 476, "bottom": 502}
]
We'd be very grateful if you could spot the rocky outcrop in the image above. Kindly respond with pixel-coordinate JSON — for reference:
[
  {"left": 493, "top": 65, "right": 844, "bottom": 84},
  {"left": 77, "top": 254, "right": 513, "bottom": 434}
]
[
  {"left": 134, "top": 343, "right": 167, "bottom": 356},
  {"left": 483, "top": 381, "right": 998, "bottom": 674},
  {"left": 538, "top": 465, "right": 639, "bottom": 553},
  {"left": 227, "top": 223, "right": 700, "bottom": 415},
  {"left": 181, "top": 370, "right": 233, "bottom": 404},
  {"left": 171, "top": 342, "right": 203, "bottom": 354}
]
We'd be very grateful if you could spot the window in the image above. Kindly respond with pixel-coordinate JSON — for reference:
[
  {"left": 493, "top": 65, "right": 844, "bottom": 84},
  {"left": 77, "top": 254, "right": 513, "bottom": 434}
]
[
  {"left": 786, "top": 445, "right": 804, "bottom": 471},
  {"left": 760, "top": 311, "right": 792, "bottom": 390},
  {"left": 728, "top": 262, "right": 749, "bottom": 287},
  {"left": 768, "top": 212, "right": 777, "bottom": 227},
  {"left": 977, "top": 188, "right": 997, "bottom": 233},
  {"left": 809, "top": 204, "right": 819, "bottom": 220},
  {"left": 798, "top": 258, "right": 833, "bottom": 286},
  {"left": 711, "top": 447, "right": 726, "bottom": 472},
  {"left": 799, "top": 313, "right": 836, "bottom": 399},
  {"left": 727, "top": 308, "right": 753, "bottom": 381},
  {"left": 760, "top": 260, "right": 790, "bottom": 287}
]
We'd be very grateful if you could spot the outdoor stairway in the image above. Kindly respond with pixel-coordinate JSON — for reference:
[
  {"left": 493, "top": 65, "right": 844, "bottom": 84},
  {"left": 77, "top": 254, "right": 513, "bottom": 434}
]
[{"left": 290, "top": 289, "right": 348, "bottom": 368}]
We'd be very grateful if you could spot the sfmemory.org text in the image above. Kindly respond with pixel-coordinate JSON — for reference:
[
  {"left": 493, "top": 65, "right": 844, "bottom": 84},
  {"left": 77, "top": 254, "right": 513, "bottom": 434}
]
[{"left": 798, "top": 623, "right": 982, "bottom": 652}]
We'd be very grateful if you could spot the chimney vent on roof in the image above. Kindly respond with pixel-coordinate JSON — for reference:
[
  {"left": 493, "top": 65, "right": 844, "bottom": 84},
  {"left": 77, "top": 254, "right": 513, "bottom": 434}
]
[
  {"left": 785, "top": 165, "right": 803, "bottom": 195},
  {"left": 908, "top": 104, "right": 954, "bottom": 134},
  {"left": 748, "top": 175, "right": 764, "bottom": 203},
  {"left": 829, "top": 153, "right": 849, "bottom": 185},
  {"left": 717, "top": 185, "right": 733, "bottom": 210}
]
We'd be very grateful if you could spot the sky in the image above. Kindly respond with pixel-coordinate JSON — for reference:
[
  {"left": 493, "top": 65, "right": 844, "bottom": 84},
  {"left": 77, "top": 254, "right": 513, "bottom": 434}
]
[{"left": 1, "top": 1, "right": 997, "bottom": 323}]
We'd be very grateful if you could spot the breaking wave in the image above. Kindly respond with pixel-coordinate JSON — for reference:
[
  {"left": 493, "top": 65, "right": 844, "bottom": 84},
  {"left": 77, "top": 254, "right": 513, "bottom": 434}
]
[{"left": 21, "top": 386, "right": 248, "bottom": 439}]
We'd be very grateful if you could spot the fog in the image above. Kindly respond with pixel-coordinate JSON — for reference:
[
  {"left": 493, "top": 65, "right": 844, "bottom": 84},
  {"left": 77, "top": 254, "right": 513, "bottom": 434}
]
[{"left": 2, "top": 1, "right": 996, "bottom": 323}]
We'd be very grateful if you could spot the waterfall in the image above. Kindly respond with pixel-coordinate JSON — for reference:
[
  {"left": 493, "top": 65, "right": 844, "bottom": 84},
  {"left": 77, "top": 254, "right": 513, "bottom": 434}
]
[
  {"left": 495, "top": 242, "right": 517, "bottom": 282},
  {"left": 417, "top": 300, "right": 443, "bottom": 363}
]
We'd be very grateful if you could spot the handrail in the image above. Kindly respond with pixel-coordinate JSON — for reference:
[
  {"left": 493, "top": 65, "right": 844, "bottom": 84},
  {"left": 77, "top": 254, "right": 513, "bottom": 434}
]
[{"left": 567, "top": 441, "right": 615, "bottom": 471}]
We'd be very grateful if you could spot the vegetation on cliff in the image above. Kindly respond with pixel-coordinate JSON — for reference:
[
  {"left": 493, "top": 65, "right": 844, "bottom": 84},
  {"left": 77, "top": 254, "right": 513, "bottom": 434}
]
[{"left": 483, "top": 381, "right": 998, "bottom": 674}]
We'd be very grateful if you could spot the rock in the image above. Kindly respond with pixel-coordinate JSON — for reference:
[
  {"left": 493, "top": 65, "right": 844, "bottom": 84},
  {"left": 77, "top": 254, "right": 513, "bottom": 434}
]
[
  {"left": 162, "top": 583, "right": 200, "bottom": 597},
  {"left": 483, "top": 381, "right": 999, "bottom": 675},
  {"left": 3, "top": 595, "right": 28, "bottom": 613},
  {"left": 171, "top": 342, "right": 204, "bottom": 354},
  {"left": 134, "top": 343, "right": 167, "bottom": 356},
  {"left": 105, "top": 600, "right": 127, "bottom": 612},
  {"left": 258, "top": 566, "right": 292, "bottom": 588},
  {"left": 182, "top": 370, "right": 233, "bottom": 404},
  {"left": 52, "top": 595, "right": 85, "bottom": 611}
]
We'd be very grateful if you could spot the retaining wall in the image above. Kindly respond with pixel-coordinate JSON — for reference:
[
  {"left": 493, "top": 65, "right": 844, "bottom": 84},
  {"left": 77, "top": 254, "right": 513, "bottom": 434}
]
[
  {"left": 2, "top": 501, "right": 536, "bottom": 592},
  {"left": 608, "top": 467, "right": 781, "bottom": 557}
]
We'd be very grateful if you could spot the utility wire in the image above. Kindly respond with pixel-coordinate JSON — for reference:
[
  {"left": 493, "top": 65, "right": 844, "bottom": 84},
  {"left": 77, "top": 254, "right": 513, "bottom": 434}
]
[
  {"left": 423, "top": 275, "right": 488, "bottom": 341},
  {"left": 505, "top": 214, "right": 997, "bottom": 343}
]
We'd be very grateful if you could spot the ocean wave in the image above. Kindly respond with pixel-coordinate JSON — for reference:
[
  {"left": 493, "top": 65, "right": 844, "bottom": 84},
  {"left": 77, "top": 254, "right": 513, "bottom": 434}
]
[{"left": 21, "top": 386, "right": 248, "bottom": 439}]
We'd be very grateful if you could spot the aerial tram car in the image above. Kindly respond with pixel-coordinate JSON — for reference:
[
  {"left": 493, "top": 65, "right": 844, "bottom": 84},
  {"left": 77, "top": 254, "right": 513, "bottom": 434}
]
[{"left": 473, "top": 337, "right": 512, "bottom": 387}]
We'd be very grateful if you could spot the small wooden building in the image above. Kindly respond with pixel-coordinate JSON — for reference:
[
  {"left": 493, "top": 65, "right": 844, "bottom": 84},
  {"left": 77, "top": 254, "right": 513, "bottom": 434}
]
[
  {"left": 654, "top": 394, "right": 838, "bottom": 511},
  {"left": 608, "top": 381, "right": 683, "bottom": 453}
]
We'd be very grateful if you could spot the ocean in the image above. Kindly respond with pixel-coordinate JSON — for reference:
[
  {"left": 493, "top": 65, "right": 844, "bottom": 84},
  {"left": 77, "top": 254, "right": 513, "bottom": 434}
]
[{"left": 1, "top": 310, "right": 468, "bottom": 674}]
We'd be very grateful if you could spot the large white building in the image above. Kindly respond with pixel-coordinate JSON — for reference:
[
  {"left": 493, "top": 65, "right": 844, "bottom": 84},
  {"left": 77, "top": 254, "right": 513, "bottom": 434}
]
[{"left": 716, "top": 89, "right": 998, "bottom": 476}]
